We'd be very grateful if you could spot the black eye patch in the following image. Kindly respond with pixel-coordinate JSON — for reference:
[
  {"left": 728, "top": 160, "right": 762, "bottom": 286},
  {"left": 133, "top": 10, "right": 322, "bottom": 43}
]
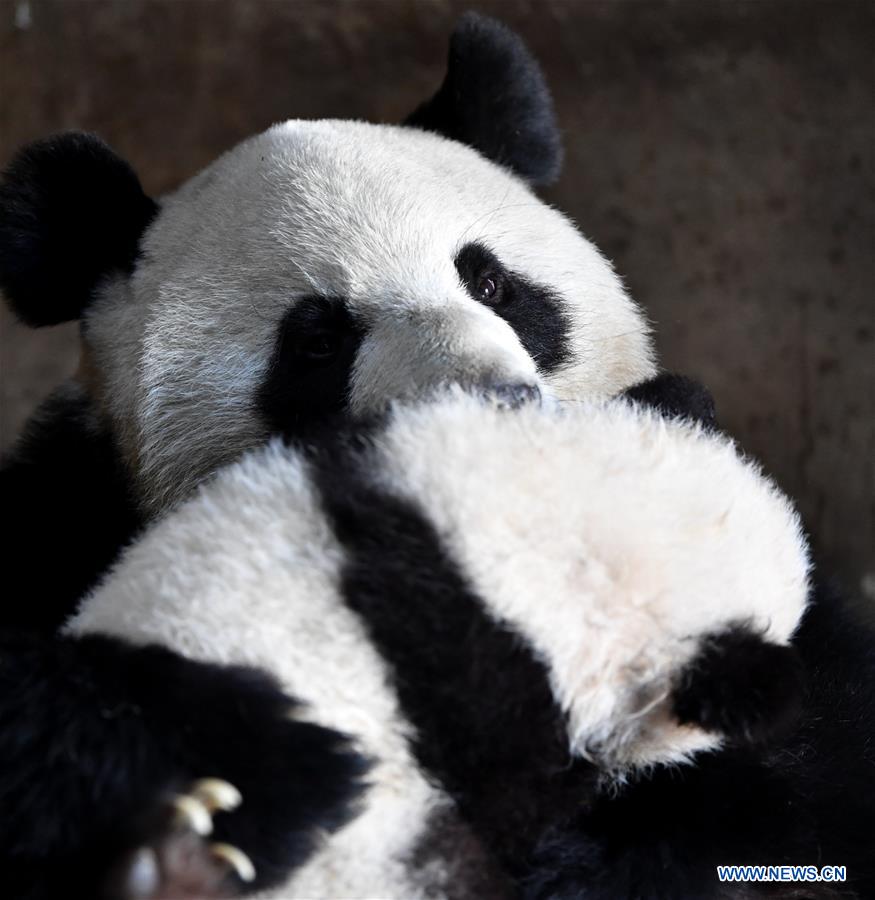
[
  {"left": 454, "top": 242, "right": 571, "bottom": 374},
  {"left": 257, "top": 297, "right": 365, "bottom": 438}
]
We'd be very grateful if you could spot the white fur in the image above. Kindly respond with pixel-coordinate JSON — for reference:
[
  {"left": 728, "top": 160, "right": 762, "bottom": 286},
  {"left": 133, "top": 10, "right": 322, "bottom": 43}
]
[
  {"left": 84, "top": 120, "right": 654, "bottom": 514},
  {"left": 66, "top": 394, "right": 808, "bottom": 895},
  {"left": 66, "top": 442, "right": 448, "bottom": 899},
  {"left": 369, "top": 393, "right": 811, "bottom": 769}
]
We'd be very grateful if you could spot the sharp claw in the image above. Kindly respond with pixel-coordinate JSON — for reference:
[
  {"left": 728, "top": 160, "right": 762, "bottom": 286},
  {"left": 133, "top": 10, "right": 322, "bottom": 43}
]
[
  {"left": 191, "top": 778, "right": 242, "bottom": 813},
  {"left": 172, "top": 794, "right": 213, "bottom": 836},
  {"left": 210, "top": 842, "right": 256, "bottom": 883}
]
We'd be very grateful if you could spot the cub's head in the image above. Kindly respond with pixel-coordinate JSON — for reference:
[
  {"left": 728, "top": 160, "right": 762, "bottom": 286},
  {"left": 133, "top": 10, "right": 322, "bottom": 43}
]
[{"left": 0, "top": 14, "right": 654, "bottom": 513}]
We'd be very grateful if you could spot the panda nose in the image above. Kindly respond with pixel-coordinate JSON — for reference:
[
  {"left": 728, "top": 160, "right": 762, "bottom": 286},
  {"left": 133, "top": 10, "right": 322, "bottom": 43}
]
[{"left": 484, "top": 382, "right": 542, "bottom": 409}]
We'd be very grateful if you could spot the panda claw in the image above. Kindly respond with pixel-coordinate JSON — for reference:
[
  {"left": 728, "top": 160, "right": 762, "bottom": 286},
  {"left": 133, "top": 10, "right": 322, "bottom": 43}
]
[
  {"left": 210, "top": 842, "right": 256, "bottom": 883},
  {"left": 108, "top": 784, "right": 250, "bottom": 898},
  {"left": 172, "top": 794, "right": 214, "bottom": 836},
  {"left": 191, "top": 778, "right": 243, "bottom": 814}
]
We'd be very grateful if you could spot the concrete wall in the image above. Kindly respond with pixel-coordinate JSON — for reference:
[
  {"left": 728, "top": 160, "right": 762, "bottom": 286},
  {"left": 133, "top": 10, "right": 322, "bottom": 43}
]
[{"left": 1, "top": 0, "right": 872, "bottom": 589}]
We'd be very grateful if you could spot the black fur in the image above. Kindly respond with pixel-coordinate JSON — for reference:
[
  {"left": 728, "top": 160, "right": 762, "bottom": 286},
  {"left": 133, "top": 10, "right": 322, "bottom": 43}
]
[
  {"left": 0, "top": 132, "right": 157, "bottom": 326},
  {"left": 525, "top": 751, "right": 817, "bottom": 900},
  {"left": 405, "top": 13, "right": 563, "bottom": 185},
  {"left": 455, "top": 242, "right": 571, "bottom": 374},
  {"left": 0, "top": 630, "right": 368, "bottom": 899},
  {"left": 257, "top": 297, "right": 365, "bottom": 436},
  {"left": 523, "top": 577, "right": 875, "bottom": 900},
  {"left": 624, "top": 372, "right": 718, "bottom": 429},
  {"left": 0, "top": 384, "right": 142, "bottom": 632},
  {"left": 310, "top": 442, "right": 598, "bottom": 880},
  {"left": 673, "top": 624, "right": 804, "bottom": 746}
]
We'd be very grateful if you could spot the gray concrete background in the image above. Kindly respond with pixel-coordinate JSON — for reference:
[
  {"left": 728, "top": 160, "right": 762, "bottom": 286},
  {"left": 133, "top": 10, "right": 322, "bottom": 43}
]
[{"left": 1, "top": 0, "right": 873, "bottom": 587}]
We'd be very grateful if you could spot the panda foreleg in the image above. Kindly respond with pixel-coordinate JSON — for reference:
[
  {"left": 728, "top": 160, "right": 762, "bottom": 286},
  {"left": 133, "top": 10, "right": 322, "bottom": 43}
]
[
  {"left": 521, "top": 749, "right": 812, "bottom": 900},
  {"left": 0, "top": 629, "right": 368, "bottom": 898},
  {"left": 1, "top": 381, "right": 142, "bottom": 631}
]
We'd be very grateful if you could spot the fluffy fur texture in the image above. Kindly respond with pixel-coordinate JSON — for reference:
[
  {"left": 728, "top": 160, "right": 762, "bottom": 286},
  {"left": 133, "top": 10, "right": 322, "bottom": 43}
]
[
  {"left": 0, "top": 16, "right": 653, "bottom": 530},
  {"left": 57, "top": 392, "right": 810, "bottom": 896},
  {"left": 2, "top": 13, "right": 870, "bottom": 898},
  {"left": 0, "top": 630, "right": 367, "bottom": 900},
  {"left": 0, "top": 132, "right": 157, "bottom": 326},
  {"left": 79, "top": 114, "right": 651, "bottom": 517},
  {"left": 671, "top": 624, "right": 804, "bottom": 744},
  {"left": 0, "top": 381, "right": 142, "bottom": 631},
  {"left": 405, "top": 13, "right": 563, "bottom": 185},
  {"left": 524, "top": 576, "right": 875, "bottom": 900},
  {"left": 624, "top": 371, "right": 718, "bottom": 430},
  {"left": 360, "top": 393, "right": 810, "bottom": 769},
  {"left": 65, "top": 435, "right": 482, "bottom": 899}
]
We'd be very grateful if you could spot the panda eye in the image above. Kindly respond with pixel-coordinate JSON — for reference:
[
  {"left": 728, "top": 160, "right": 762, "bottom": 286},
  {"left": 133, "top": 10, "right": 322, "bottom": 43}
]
[
  {"left": 475, "top": 273, "right": 501, "bottom": 304},
  {"left": 298, "top": 331, "right": 341, "bottom": 363}
]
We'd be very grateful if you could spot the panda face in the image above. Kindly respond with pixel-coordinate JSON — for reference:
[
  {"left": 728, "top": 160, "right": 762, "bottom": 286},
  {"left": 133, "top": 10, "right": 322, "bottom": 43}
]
[
  {"left": 82, "top": 120, "right": 653, "bottom": 513},
  {"left": 0, "top": 14, "right": 655, "bottom": 515}
]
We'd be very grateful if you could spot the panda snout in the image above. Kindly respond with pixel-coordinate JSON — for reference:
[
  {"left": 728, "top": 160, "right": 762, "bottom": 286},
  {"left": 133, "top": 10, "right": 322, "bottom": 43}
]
[{"left": 483, "top": 381, "right": 542, "bottom": 410}]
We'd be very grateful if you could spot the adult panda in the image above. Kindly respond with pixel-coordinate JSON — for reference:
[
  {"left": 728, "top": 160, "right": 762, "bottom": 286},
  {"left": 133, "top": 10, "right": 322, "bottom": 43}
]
[
  {"left": 0, "top": 13, "right": 654, "bottom": 628},
  {"left": 1, "top": 12, "right": 872, "bottom": 898},
  {"left": 2, "top": 390, "right": 813, "bottom": 899}
]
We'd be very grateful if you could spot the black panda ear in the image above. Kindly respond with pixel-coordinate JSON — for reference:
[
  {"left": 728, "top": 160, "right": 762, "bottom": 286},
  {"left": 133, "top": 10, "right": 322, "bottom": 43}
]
[
  {"left": 0, "top": 132, "right": 157, "bottom": 327},
  {"left": 404, "top": 13, "right": 563, "bottom": 186},
  {"left": 624, "top": 374, "right": 719, "bottom": 430}
]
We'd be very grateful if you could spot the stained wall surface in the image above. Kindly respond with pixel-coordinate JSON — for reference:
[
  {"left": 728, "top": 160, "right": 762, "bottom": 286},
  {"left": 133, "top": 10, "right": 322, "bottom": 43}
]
[{"left": 1, "top": 0, "right": 872, "bottom": 588}]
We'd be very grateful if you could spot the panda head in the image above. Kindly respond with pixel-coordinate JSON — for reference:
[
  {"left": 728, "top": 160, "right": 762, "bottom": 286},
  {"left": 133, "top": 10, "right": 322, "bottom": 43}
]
[{"left": 0, "top": 14, "right": 654, "bottom": 513}]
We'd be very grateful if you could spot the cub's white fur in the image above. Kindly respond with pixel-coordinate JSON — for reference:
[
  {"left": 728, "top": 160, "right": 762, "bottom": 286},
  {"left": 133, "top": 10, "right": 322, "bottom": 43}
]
[
  {"left": 70, "top": 445, "right": 448, "bottom": 899},
  {"left": 67, "top": 394, "right": 808, "bottom": 896},
  {"left": 83, "top": 120, "right": 654, "bottom": 514},
  {"left": 369, "top": 394, "right": 810, "bottom": 768}
]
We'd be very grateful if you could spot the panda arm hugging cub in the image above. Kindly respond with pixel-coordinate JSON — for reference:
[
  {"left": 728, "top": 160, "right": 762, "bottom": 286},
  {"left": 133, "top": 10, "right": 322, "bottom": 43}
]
[{"left": 1, "top": 11, "right": 873, "bottom": 899}]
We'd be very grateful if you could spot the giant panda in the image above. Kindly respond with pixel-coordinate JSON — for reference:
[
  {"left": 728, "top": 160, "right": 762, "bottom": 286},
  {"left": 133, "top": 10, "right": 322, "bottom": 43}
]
[
  {"left": 0, "top": 13, "right": 654, "bottom": 627},
  {"left": 1, "top": 12, "right": 873, "bottom": 898},
  {"left": 3, "top": 389, "right": 812, "bottom": 899}
]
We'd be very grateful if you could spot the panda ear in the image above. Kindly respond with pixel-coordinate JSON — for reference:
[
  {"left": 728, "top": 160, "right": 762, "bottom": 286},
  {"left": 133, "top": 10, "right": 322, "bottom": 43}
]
[
  {"left": 0, "top": 132, "right": 157, "bottom": 327},
  {"left": 404, "top": 13, "right": 563, "bottom": 186}
]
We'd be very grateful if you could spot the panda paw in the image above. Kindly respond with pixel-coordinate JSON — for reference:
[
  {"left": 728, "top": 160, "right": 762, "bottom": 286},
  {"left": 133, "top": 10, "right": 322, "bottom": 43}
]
[
  {"left": 2, "top": 635, "right": 369, "bottom": 896},
  {"left": 106, "top": 779, "right": 254, "bottom": 900},
  {"left": 672, "top": 624, "right": 804, "bottom": 745}
]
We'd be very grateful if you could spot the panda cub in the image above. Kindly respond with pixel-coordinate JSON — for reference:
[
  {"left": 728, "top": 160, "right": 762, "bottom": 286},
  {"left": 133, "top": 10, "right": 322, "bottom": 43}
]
[
  {"left": 3, "top": 391, "right": 808, "bottom": 899},
  {"left": 0, "top": 14, "right": 654, "bottom": 625}
]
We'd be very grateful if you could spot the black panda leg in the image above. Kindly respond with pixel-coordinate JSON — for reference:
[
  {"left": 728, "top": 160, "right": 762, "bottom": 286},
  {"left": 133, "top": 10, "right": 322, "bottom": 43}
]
[
  {"left": 1, "top": 382, "right": 142, "bottom": 632},
  {"left": 671, "top": 624, "right": 804, "bottom": 746},
  {"left": 521, "top": 750, "right": 813, "bottom": 900},
  {"left": 0, "top": 630, "right": 367, "bottom": 898}
]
